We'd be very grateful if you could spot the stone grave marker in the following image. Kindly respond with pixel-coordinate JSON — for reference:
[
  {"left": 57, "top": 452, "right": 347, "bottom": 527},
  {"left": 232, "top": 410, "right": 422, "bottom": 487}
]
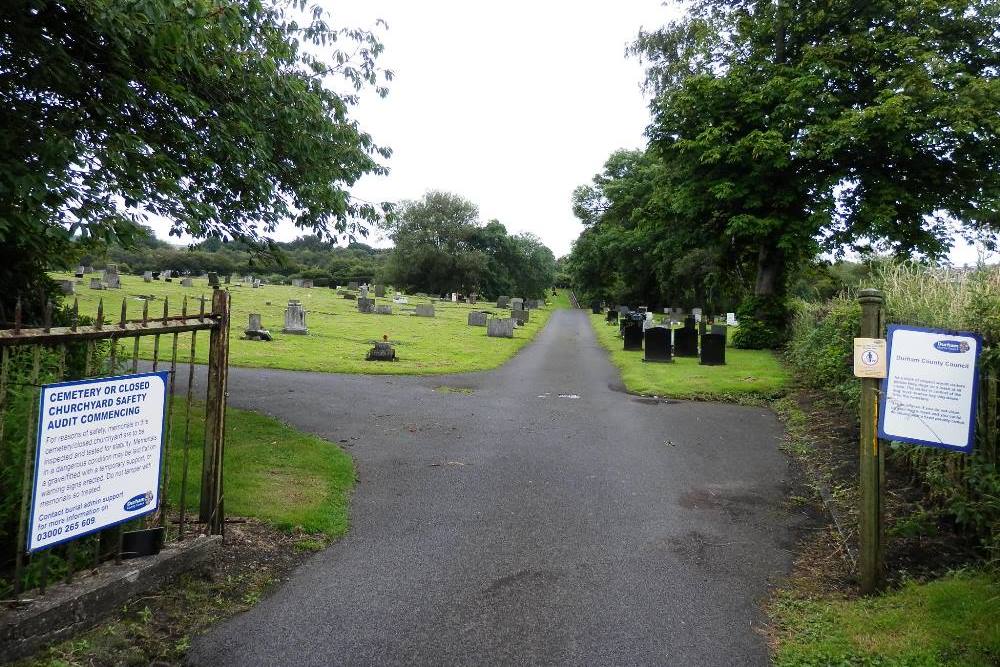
[
  {"left": 414, "top": 304, "right": 435, "bottom": 317},
  {"left": 727, "top": 312, "right": 738, "bottom": 326},
  {"left": 252, "top": 279, "right": 261, "bottom": 288},
  {"left": 208, "top": 272, "right": 219, "bottom": 288},
  {"left": 75, "top": 266, "right": 85, "bottom": 278},
  {"left": 357, "top": 297, "right": 375, "bottom": 313},
  {"left": 511, "top": 309, "right": 529, "bottom": 325},
  {"left": 469, "top": 293, "right": 477, "bottom": 305},
  {"left": 302, "top": 279, "right": 314, "bottom": 288},
  {"left": 711, "top": 324, "right": 727, "bottom": 339},
  {"left": 103, "top": 264, "right": 121, "bottom": 288},
  {"left": 510, "top": 297, "right": 524, "bottom": 311},
  {"left": 617, "top": 305, "right": 629, "bottom": 314},
  {"left": 291, "top": 278, "right": 303, "bottom": 288},
  {"left": 366, "top": 340, "right": 396, "bottom": 361},
  {"left": 700, "top": 333, "right": 726, "bottom": 365},
  {"left": 644, "top": 326, "right": 672, "bottom": 363},
  {"left": 674, "top": 319, "right": 699, "bottom": 357},
  {"left": 692, "top": 307, "right": 702, "bottom": 322},
  {"left": 58, "top": 280, "right": 75, "bottom": 295},
  {"left": 468, "top": 311, "right": 488, "bottom": 327},
  {"left": 622, "top": 320, "right": 644, "bottom": 351},
  {"left": 348, "top": 281, "right": 359, "bottom": 290},
  {"left": 343, "top": 293, "right": 356, "bottom": 300},
  {"left": 374, "top": 284, "right": 386, "bottom": 298},
  {"left": 375, "top": 305, "right": 393, "bottom": 315},
  {"left": 143, "top": 272, "right": 153, "bottom": 283},
  {"left": 181, "top": 277, "right": 193, "bottom": 287},
  {"left": 393, "top": 295, "right": 408, "bottom": 304},
  {"left": 89, "top": 278, "right": 104, "bottom": 290},
  {"left": 244, "top": 314, "right": 272, "bottom": 341},
  {"left": 487, "top": 318, "right": 515, "bottom": 338},
  {"left": 282, "top": 300, "right": 308, "bottom": 334},
  {"left": 591, "top": 300, "right": 602, "bottom": 314},
  {"left": 497, "top": 296, "right": 510, "bottom": 308},
  {"left": 606, "top": 310, "right": 619, "bottom": 325},
  {"left": 359, "top": 285, "right": 369, "bottom": 299}
]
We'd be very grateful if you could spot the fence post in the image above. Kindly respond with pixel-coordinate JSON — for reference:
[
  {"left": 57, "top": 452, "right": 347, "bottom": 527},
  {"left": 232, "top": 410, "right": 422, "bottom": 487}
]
[
  {"left": 858, "top": 288, "right": 885, "bottom": 594},
  {"left": 200, "top": 289, "right": 230, "bottom": 531}
]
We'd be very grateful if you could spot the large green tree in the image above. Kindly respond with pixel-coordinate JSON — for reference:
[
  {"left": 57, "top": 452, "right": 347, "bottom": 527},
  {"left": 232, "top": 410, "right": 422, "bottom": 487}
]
[
  {"left": 1, "top": 0, "right": 392, "bottom": 317},
  {"left": 632, "top": 0, "right": 1000, "bottom": 346}
]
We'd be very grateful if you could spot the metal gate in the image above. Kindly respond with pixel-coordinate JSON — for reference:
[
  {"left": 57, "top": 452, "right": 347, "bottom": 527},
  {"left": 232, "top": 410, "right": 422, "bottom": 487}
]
[{"left": 0, "top": 288, "right": 230, "bottom": 600}]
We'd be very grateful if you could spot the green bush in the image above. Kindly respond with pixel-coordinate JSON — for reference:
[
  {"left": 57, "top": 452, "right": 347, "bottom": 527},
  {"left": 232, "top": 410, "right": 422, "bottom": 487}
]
[
  {"left": 786, "top": 262, "right": 1000, "bottom": 552},
  {"left": 732, "top": 295, "right": 790, "bottom": 349}
]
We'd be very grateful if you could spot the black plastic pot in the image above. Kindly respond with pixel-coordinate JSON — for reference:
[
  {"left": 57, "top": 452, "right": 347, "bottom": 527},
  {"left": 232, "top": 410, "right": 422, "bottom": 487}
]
[{"left": 121, "top": 527, "right": 165, "bottom": 559}]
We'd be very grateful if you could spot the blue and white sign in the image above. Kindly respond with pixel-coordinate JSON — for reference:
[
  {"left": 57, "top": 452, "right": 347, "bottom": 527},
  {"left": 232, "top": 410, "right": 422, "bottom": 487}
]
[
  {"left": 27, "top": 371, "right": 168, "bottom": 552},
  {"left": 878, "top": 325, "right": 982, "bottom": 453}
]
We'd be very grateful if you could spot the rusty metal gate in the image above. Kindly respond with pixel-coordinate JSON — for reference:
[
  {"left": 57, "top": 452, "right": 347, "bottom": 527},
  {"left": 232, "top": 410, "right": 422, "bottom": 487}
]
[{"left": 0, "top": 289, "right": 230, "bottom": 600}]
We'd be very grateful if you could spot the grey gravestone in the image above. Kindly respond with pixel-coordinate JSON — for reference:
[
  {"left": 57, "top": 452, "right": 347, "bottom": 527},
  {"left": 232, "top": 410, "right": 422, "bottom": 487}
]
[
  {"left": 374, "top": 284, "right": 386, "bottom": 298},
  {"left": 511, "top": 309, "right": 529, "bottom": 325},
  {"left": 366, "top": 341, "right": 396, "bottom": 362},
  {"left": 414, "top": 304, "right": 435, "bottom": 317},
  {"left": 75, "top": 266, "right": 85, "bottom": 277},
  {"left": 89, "top": 278, "right": 104, "bottom": 290},
  {"left": 244, "top": 314, "right": 272, "bottom": 341},
  {"left": 302, "top": 279, "right": 313, "bottom": 288},
  {"left": 468, "top": 311, "right": 488, "bottom": 327},
  {"left": 83, "top": 266, "right": 93, "bottom": 274},
  {"left": 623, "top": 321, "right": 643, "bottom": 351},
  {"left": 510, "top": 298, "right": 524, "bottom": 311},
  {"left": 357, "top": 297, "right": 375, "bottom": 313},
  {"left": 208, "top": 272, "right": 219, "bottom": 288},
  {"left": 674, "top": 326, "right": 699, "bottom": 357},
  {"left": 606, "top": 310, "right": 619, "bottom": 325},
  {"left": 359, "top": 285, "right": 369, "bottom": 299},
  {"left": 469, "top": 293, "right": 477, "bottom": 305},
  {"left": 591, "top": 301, "right": 602, "bottom": 314},
  {"left": 393, "top": 295, "right": 408, "bottom": 304},
  {"left": 103, "top": 264, "right": 121, "bottom": 289},
  {"left": 252, "top": 279, "right": 261, "bottom": 288},
  {"left": 181, "top": 277, "right": 193, "bottom": 287},
  {"left": 700, "top": 333, "right": 726, "bottom": 365},
  {"left": 143, "top": 271, "right": 153, "bottom": 283},
  {"left": 348, "top": 281, "right": 359, "bottom": 290},
  {"left": 282, "top": 300, "right": 308, "bottom": 334},
  {"left": 291, "top": 278, "right": 303, "bottom": 288},
  {"left": 644, "top": 326, "right": 672, "bottom": 363},
  {"left": 487, "top": 318, "right": 515, "bottom": 338},
  {"left": 692, "top": 307, "right": 703, "bottom": 322},
  {"left": 375, "top": 305, "right": 393, "bottom": 315},
  {"left": 497, "top": 296, "right": 510, "bottom": 308},
  {"left": 59, "top": 280, "right": 75, "bottom": 295}
]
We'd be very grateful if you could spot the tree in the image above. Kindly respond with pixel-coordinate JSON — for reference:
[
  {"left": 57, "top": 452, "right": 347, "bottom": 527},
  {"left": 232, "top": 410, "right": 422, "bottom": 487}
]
[
  {"left": 633, "top": 0, "right": 1000, "bottom": 346},
  {"left": 1, "top": 0, "right": 393, "bottom": 317}
]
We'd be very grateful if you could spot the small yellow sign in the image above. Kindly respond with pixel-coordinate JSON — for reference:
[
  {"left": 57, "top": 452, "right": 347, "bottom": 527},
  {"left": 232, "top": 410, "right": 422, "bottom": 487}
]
[{"left": 854, "top": 338, "right": 887, "bottom": 378}]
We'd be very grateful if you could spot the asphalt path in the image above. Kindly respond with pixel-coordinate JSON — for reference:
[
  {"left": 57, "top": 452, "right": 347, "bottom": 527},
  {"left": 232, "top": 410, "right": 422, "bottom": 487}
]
[{"left": 188, "top": 308, "right": 805, "bottom": 666}]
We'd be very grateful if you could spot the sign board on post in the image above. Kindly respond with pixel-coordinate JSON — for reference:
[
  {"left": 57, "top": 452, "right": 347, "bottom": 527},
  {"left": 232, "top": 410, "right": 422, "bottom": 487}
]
[
  {"left": 853, "top": 338, "right": 887, "bottom": 378},
  {"left": 878, "top": 325, "right": 982, "bottom": 453},
  {"left": 27, "top": 371, "right": 169, "bottom": 552}
]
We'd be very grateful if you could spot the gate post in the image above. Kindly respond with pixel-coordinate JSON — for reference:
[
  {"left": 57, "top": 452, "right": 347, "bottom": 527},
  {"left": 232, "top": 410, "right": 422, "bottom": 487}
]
[
  {"left": 200, "top": 289, "right": 230, "bottom": 532},
  {"left": 858, "top": 288, "right": 885, "bottom": 593}
]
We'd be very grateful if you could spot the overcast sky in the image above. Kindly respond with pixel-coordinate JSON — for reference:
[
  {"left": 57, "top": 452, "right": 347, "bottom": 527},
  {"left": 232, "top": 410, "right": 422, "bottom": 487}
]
[{"left": 149, "top": 0, "right": 993, "bottom": 265}]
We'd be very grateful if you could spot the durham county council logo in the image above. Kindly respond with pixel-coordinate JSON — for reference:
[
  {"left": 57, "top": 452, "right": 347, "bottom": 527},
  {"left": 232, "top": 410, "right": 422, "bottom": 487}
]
[
  {"left": 933, "top": 340, "right": 970, "bottom": 354},
  {"left": 123, "top": 490, "right": 154, "bottom": 512}
]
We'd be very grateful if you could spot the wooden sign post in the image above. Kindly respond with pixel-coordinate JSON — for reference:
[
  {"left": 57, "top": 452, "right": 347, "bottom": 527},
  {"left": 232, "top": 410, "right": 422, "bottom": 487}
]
[{"left": 857, "top": 288, "right": 885, "bottom": 594}]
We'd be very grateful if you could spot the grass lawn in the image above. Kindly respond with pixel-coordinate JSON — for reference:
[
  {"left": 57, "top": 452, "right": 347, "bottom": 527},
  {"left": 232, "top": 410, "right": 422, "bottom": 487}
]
[
  {"left": 51, "top": 273, "right": 567, "bottom": 375},
  {"left": 588, "top": 313, "right": 790, "bottom": 400},
  {"left": 165, "top": 401, "right": 354, "bottom": 536},
  {"left": 771, "top": 572, "right": 1000, "bottom": 666}
]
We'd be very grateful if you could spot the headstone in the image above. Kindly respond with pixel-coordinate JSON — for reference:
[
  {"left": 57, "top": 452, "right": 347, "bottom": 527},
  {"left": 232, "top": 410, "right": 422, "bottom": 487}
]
[
  {"left": 692, "top": 308, "right": 702, "bottom": 322},
  {"left": 511, "top": 309, "right": 529, "bottom": 325},
  {"left": 375, "top": 305, "right": 393, "bottom": 315},
  {"left": 357, "top": 297, "right": 375, "bottom": 313},
  {"left": 208, "top": 272, "right": 219, "bottom": 288},
  {"left": 468, "top": 311, "right": 488, "bottom": 327},
  {"left": 497, "top": 296, "right": 511, "bottom": 308},
  {"left": 617, "top": 305, "right": 629, "bottom": 314},
  {"left": 291, "top": 278, "right": 303, "bottom": 288},
  {"left": 727, "top": 312, "right": 738, "bottom": 326},
  {"left": 58, "top": 280, "right": 75, "bottom": 295},
  {"left": 684, "top": 316, "right": 696, "bottom": 330},
  {"left": 282, "top": 300, "right": 308, "bottom": 334},
  {"left": 591, "top": 301, "right": 602, "bottom": 314},
  {"left": 606, "top": 310, "right": 619, "bottom": 325},
  {"left": 359, "top": 285, "right": 369, "bottom": 299},
  {"left": 469, "top": 293, "right": 477, "bottom": 305},
  {"left": 452, "top": 292, "right": 458, "bottom": 303},
  {"left": 711, "top": 324, "right": 727, "bottom": 339},
  {"left": 700, "top": 333, "right": 726, "bottom": 366},
  {"left": 644, "top": 326, "right": 672, "bottom": 363},
  {"left": 181, "top": 277, "right": 193, "bottom": 287},
  {"left": 103, "top": 264, "right": 120, "bottom": 289},
  {"left": 348, "top": 281, "right": 359, "bottom": 290},
  {"left": 143, "top": 271, "right": 153, "bottom": 283},
  {"left": 414, "top": 304, "right": 435, "bottom": 318},
  {"left": 623, "top": 321, "right": 644, "bottom": 351},
  {"left": 393, "top": 295, "right": 408, "bottom": 304},
  {"left": 674, "top": 326, "right": 699, "bottom": 357},
  {"left": 89, "top": 278, "right": 104, "bottom": 290},
  {"left": 366, "top": 341, "right": 396, "bottom": 362},
  {"left": 83, "top": 266, "right": 93, "bottom": 274},
  {"left": 487, "top": 318, "right": 515, "bottom": 338},
  {"left": 343, "top": 293, "right": 356, "bottom": 300},
  {"left": 374, "top": 284, "right": 386, "bottom": 298},
  {"left": 252, "top": 279, "right": 261, "bottom": 289},
  {"left": 75, "top": 266, "right": 85, "bottom": 277},
  {"left": 511, "top": 298, "right": 524, "bottom": 311},
  {"left": 244, "top": 314, "right": 273, "bottom": 341}
]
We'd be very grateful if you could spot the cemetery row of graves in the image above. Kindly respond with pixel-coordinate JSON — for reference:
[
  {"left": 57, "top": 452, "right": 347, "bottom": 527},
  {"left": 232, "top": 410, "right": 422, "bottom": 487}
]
[{"left": 49, "top": 266, "right": 564, "bottom": 375}]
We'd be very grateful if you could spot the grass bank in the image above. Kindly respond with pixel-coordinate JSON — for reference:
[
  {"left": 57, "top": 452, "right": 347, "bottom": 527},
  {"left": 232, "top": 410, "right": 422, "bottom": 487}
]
[
  {"left": 588, "top": 313, "right": 789, "bottom": 400},
  {"left": 51, "top": 273, "right": 566, "bottom": 375},
  {"left": 771, "top": 571, "right": 1000, "bottom": 666},
  {"left": 16, "top": 404, "right": 353, "bottom": 666}
]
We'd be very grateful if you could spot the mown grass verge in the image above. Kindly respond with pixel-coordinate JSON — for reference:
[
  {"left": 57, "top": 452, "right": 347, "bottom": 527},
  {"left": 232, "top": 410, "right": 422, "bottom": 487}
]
[{"left": 587, "top": 313, "right": 790, "bottom": 400}]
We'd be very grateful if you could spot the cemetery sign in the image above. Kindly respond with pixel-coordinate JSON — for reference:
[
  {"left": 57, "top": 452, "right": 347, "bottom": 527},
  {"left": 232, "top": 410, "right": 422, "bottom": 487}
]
[
  {"left": 28, "top": 371, "right": 169, "bottom": 552},
  {"left": 878, "top": 324, "right": 982, "bottom": 453}
]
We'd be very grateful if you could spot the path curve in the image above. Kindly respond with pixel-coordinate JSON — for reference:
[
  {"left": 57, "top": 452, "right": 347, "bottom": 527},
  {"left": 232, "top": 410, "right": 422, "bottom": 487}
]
[{"left": 189, "top": 308, "right": 804, "bottom": 666}]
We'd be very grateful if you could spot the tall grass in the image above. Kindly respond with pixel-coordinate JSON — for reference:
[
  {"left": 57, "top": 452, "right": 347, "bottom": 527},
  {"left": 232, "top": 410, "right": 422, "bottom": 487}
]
[{"left": 787, "top": 262, "right": 1000, "bottom": 553}]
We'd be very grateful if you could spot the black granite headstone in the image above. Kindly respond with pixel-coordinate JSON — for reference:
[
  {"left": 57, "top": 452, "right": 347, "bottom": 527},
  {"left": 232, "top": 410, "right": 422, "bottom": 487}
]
[
  {"left": 674, "top": 327, "right": 699, "bottom": 357},
  {"left": 711, "top": 324, "right": 727, "bottom": 339},
  {"left": 623, "top": 322, "right": 644, "bottom": 351},
  {"left": 684, "top": 316, "right": 696, "bottom": 330},
  {"left": 606, "top": 310, "right": 619, "bottom": 325},
  {"left": 644, "top": 326, "right": 672, "bottom": 363},
  {"left": 700, "top": 333, "right": 726, "bottom": 365},
  {"left": 591, "top": 300, "right": 602, "bottom": 314}
]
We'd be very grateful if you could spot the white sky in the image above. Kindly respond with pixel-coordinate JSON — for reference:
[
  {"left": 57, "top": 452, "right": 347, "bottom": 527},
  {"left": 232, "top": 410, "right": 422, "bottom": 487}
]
[{"left": 148, "top": 0, "right": 994, "bottom": 265}]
